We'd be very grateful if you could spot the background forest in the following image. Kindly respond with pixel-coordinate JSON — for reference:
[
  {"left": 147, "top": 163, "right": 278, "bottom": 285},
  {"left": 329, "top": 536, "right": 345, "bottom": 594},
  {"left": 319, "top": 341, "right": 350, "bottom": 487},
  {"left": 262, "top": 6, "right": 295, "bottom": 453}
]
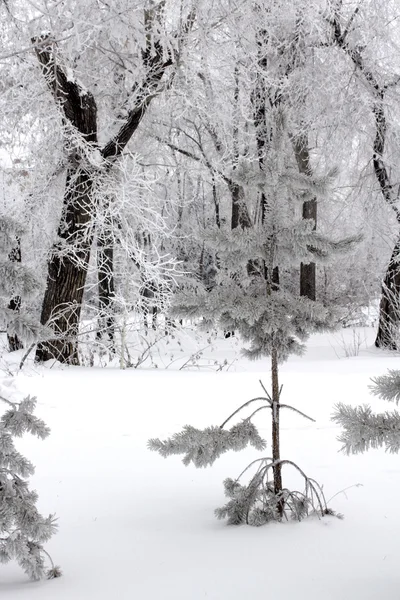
[{"left": 0, "top": 0, "right": 399, "bottom": 363}]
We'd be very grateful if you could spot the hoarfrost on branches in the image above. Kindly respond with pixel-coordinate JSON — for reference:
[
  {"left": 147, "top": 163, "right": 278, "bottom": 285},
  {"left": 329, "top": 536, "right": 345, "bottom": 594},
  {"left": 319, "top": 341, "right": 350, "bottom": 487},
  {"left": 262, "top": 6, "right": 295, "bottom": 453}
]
[{"left": 0, "top": 394, "right": 60, "bottom": 580}]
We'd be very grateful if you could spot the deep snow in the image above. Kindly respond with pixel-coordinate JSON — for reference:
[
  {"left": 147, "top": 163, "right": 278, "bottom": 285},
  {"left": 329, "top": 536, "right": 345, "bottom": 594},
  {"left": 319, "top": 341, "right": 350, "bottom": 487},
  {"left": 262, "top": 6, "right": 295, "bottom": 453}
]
[{"left": 1, "top": 327, "right": 400, "bottom": 599}]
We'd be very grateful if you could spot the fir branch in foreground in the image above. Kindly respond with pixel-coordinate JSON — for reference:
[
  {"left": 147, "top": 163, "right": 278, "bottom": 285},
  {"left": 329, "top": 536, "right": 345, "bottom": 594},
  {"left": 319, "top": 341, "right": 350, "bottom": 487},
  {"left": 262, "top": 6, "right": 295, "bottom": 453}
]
[
  {"left": 148, "top": 420, "right": 267, "bottom": 468},
  {"left": 0, "top": 394, "right": 60, "bottom": 580},
  {"left": 332, "top": 402, "right": 400, "bottom": 454},
  {"left": 369, "top": 370, "right": 400, "bottom": 404}
]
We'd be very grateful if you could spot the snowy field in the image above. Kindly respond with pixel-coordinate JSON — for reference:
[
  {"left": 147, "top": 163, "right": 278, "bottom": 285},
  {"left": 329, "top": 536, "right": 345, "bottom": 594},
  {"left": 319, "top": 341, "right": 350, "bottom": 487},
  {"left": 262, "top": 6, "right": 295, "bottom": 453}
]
[{"left": 1, "top": 327, "right": 400, "bottom": 600}]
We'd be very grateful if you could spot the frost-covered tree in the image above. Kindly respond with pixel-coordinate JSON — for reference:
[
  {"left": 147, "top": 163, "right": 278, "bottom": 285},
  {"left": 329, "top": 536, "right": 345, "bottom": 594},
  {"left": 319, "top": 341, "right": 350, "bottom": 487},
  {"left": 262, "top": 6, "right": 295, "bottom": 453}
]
[
  {"left": 0, "top": 213, "right": 48, "bottom": 350},
  {"left": 0, "top": 209, "right": 59, "bottom": 578},
  {"left": 0, "top": 0, "right": 196, "bottom": 364},
  {"left": 323, "top": 0, "right": 400, "bottom": 348},
  {"left": 0, "top": 393, "right": 60, "bottom": 580},
  {"left": 150, "top": 106, "right": 357, "bottom": 522},
  {"left": 333, "top": 370, "right": 400, "bottom": 454}
]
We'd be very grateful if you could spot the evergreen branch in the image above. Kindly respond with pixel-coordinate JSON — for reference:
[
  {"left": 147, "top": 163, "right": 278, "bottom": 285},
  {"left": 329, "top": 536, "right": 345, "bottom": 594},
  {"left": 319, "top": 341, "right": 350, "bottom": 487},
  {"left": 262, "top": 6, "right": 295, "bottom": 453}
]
[
  {"left": 148, "top": 420, "right": 266, "bottom": 468},
  {"left": 332, "top": 402, "right": 400, "bottom": 454},
  {"left": 369, "top": 370, "right": 400, "bottom": 404}
]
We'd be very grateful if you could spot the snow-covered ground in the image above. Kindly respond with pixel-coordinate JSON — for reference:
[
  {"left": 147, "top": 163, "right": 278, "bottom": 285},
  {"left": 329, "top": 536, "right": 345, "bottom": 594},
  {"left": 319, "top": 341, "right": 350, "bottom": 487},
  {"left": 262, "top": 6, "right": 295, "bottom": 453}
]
[{"left": 2, "top": 327, "right": 400, "bottom": 599}]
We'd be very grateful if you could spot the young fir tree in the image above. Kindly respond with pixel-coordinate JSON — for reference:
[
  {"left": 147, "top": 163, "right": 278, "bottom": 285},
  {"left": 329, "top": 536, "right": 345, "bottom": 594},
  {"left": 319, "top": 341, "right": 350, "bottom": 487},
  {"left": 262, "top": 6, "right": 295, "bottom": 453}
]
[
  {"left": 333, "top": 370, "right": 400, "bottom": 454},
  {"left": 149, "top": 114, "right": 358, "bottom": 524},
  {"left": 0, "top": 214, "right": 60, "bottom": 579},
  {"left": 0, "top": 394, "right": 61, "bottom": 580}
]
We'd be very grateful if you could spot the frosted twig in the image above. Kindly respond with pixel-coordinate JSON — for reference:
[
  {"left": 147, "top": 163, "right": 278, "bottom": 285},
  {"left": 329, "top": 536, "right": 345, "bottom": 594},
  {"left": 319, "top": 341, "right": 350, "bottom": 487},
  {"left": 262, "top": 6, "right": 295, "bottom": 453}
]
[
  {"left": 220, "top": 397, "right": 269, "bottom": 429},
  {"left": 235, "top": 457, "right": 272, "bottom": 481},
  {"left": 280, "top": 404, "right": 315, "bottom": 422},
  {"left": 258, "top": 379, "right": 273, "bottom": 403},
  {"left": 326, "top": 483, "right": 363, "bottom": 504}
]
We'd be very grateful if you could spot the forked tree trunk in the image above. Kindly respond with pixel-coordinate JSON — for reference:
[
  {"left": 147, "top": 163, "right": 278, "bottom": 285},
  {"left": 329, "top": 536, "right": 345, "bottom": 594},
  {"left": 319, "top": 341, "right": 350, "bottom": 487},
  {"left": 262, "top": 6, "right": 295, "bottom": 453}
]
[{"left": 33, "top": 27, "right": 174, "bottom": 363}]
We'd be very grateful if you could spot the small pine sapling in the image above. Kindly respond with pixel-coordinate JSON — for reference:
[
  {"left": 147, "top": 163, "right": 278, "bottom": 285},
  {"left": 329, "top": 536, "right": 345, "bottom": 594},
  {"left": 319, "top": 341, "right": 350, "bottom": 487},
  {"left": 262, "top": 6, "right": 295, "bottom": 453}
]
[
  {"left": 0, "top": 394, "right": 61, "bottom": 580},
  {"left": 150, "top": 114, "right": 356, "bottom": 524},
  {"left": 150, "top": 379, "right": 334, "bottom": 524}
]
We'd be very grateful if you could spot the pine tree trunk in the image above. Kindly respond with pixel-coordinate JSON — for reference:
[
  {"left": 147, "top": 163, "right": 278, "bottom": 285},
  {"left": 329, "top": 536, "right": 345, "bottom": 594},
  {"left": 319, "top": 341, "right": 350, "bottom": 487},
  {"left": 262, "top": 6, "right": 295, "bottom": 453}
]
[
  {"left": 96, "top": 227, "right": 115, "bottom": 348},
  {"left": 271, "top": 346, "right": 283, "bottom": 516}
]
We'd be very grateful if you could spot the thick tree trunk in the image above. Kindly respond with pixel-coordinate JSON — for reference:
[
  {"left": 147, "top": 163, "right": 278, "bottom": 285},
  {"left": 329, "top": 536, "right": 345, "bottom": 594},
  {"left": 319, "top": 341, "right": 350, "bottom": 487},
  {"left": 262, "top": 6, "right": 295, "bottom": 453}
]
[
  {"left": 96, "top": 227, "right": 115, "bottom": 347},
  {"left": 292, "top": 133, "right": 317, "bottom": 301},
  {"left": 34, "top": 37, "right": 98, "bottom": 364},
  {"left": 33, "top": 29, "right": 173, "bottom": 363},
  {"left": 36, "top": 168, "right": 96, "bottom": 364},
  {"left": 375, "top": 234, "right": 400, "bottom": 349},
  {"left": 331, "top": 14, "right": 400, "bottom": 348},
  {"left": 7, "top": 239, "right": 23, "bottom": 351}
]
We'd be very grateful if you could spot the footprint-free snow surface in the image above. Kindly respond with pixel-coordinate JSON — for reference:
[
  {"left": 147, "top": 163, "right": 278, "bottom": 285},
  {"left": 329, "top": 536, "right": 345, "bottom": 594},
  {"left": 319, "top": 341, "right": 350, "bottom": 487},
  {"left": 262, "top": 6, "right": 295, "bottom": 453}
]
[{"left": 1, "top": 328, "right": 400, "bottom": 599}]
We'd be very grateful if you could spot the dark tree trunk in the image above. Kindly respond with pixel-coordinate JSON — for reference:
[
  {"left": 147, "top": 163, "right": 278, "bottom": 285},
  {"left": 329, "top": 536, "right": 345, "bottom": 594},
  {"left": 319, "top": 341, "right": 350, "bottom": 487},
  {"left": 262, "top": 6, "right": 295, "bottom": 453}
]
[
  {"left": 33, "top": 30, "right": 173, "bottom": 363},
  {"left": 292, "top": 133, "right": 317, "bottom": 301},
  {"left": 375, "top": 234, "right": 400, "bottom": 349},
  {"left": 330, "top": 14, "right": 400, "bottom": 348},
  {"left": 251, "top": 39, "right": 280, "bottom": 288},
  {"left": 7, "top": 238, "right": 24, "bottom": 351},
  {"left": 96, "top": 227, "right": 115, "bottom": 347},
  {"left": 33, "top": 37, "right": 98, "bottom": 364},
  {"left": 36, "top": 168, "right": 96, "bottom": 364},
  {"left": 230, "top": 182, "right": 251, "bottom": 230}
]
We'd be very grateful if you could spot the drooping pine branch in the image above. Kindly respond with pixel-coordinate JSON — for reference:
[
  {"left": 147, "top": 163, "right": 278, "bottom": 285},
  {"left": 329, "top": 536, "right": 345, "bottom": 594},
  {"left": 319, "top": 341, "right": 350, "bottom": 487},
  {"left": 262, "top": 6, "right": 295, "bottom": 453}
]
[{"left": 148, "top": 420, "right": 266, "bottom": 468}]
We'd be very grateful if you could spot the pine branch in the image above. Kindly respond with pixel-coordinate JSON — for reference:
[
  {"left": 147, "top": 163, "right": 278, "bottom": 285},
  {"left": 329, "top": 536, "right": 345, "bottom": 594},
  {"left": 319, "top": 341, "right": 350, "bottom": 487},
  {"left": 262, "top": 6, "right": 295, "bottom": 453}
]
[
  {"left": 370, "top": 370, "right": 400, "bottom": 404},
  {"left": 332, "top": 402, "right": 400, "bottom": 454},
  {"left": 148, "top": 420, "right": 266, "bottom": 468}
]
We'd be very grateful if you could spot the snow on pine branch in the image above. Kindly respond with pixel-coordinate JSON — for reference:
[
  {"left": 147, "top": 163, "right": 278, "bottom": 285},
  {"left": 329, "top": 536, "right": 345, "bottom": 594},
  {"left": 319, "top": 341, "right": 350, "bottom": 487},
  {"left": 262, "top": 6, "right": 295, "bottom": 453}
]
[
  {"left": 0, "top": 394, "right": 60, "bottom": 580},
  {"left": 148, "top": 420, "right": 266, "bottom": 468},
  {"left": 369, "top": 370, "right": 400, "bottom": 404},
  {"left": 332, "top": 402, "right": 400, "bottom": 454},
  {"left": 1, "top": 396, "right": 50, "bottom": 439}
]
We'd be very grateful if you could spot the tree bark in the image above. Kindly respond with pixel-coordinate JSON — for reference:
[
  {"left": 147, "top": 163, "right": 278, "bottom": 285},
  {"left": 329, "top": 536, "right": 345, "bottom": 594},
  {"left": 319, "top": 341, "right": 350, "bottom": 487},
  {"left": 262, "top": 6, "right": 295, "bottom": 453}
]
[
  {"left": 292, "top": 133, "right": 317, "bottom": 301},
  {"left": 330, "top": 13, "right": 400, "bottom": 348},
  {"left": 271, "top": 346, "right": 283, "bottom": 516},
  {"left": 7, "top": 238, "right": 23, "bottom": 351},
  {"left": 96, "top": 226, "right": 115, "bottom": 347},
  {"left": 36, "top": 168, "right": 97, "bottom": 364},
  {"left": 33, "top": 31, "right": 173, "bottom": 363},
  {"left": 375, "top": 234, "right": 400, "bottom": 349}
]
